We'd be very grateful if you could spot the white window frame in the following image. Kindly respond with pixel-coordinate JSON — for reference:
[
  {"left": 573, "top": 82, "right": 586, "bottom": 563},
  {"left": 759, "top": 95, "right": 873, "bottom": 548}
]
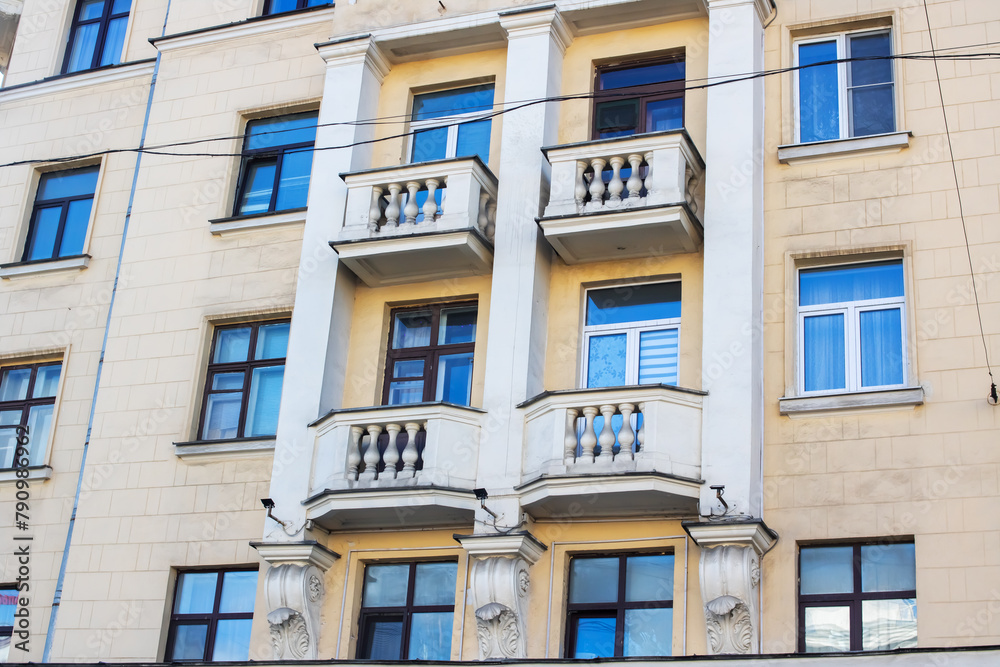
[
  {"left": 796, "top": 261, "right": 908, "bottom": 395},
  {"left": 793, "top": 28, "right": 895, "bottom": 144},
  {"left": 407, "top": 85, "right": 495, "bottom": 163},
  {"left": 580, "top": 281, "right": 681, "bottom": 388}
]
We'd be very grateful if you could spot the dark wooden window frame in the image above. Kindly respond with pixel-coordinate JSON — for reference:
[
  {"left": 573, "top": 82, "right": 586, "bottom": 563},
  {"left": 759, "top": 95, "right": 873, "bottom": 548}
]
[
  {"left": 198, "top": 320, "right": 289, "bottom": 441},
  {"left": 591, "top": 55, "right": 686, "bottom": 140},
  {"left": 565, "top": 552, "right": 674, "bottom": 658},
  {"left": 165, "top": 568, "right": 257, "bottom": 662},
  {"left": 356, "top": 560, "right": 457, "bottom": 660},
  {"left": 0, "top": 362, "right": 61, "bottom": 468},
  {"left": 263, "top": 0, "right": 331, "bottom": 15},
  {"left": 22, "top": 167, "right": 98, "bottom": 262},
  {"left": 62, "top": 0, "right": 131, "bottom": 74},
  {"left": 382, "top": 302, "right": 477, "bottom": 406},
  {"left": 233, "top": 113, "right": 317, "bottom": 217},
  {"left": 797, "top": 540, "right": 916, "bottom": 653}
]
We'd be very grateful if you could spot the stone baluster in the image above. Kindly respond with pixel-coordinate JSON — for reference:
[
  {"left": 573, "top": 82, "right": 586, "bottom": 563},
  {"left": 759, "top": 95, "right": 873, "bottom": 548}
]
[
  {"left": 642, "top": 152, "right": 654, "bottom": 199},
  {"left": 478, "top": 191, "right": 491, "bottom": 233},
  {"left": 636, "top": 402, "right": 645, "bottom": 452},
  {"left": 361, "top": 424, "right": 383, "bottom": 480},
  {"left": 597, "top": 404, "right": 616, "bottom": 460},
  {"left": 423, "top": 179, "right": 439, "bottom": 221},
  {"left": 626, "top": 154, "right": 643, "bottom": 199},
  {"left": 617, "top": 403, "right": 635, "bottom": 460},
  {"left": 383, "top": 423, "right": 401, "bottom": 479},
  {"left": 588, "top": 158, "right": 606, "bottom": 206},
  {"left": 574, "top": 161, "right": 588, "bottom": 208},
  {"left": 384, "top": 183, "right": 401, "bottom": 228},
  {"left": 401, "top": 422, "right": 420, "bottom": 476},
  {"left": 580, "top": 406, "right": 599, "bottom": 463},
  {"left": 485, "top": 200, "right": 497, "bottom": 240},
  {"left": 607, "top": 156, "right": 625, "bottom": 204},
  {"left": 563, "top": 408, "right": 579, "bottom": 465},
  {"left": 369, "top": 186, "right": 383, "bottom": 232},
  {"left": 347, "top": 426, "right": 364, "bottom": 479},
  {"left": 403, "top": 182, "right": 421, "bottom": 225}
]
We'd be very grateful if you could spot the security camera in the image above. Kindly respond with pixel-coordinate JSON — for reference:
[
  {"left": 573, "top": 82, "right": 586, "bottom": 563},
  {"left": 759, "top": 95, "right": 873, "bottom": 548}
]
[
  {"left": 473, "top": 488, "right": 488, "bottom": 501},
  {"left": 261, "top": 498, "right": 275, "bottom": 509}
]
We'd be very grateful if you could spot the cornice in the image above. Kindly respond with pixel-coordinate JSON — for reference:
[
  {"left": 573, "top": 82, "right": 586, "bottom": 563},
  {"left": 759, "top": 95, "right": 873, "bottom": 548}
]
[
  {"left": 706, "top": 0, "right": 773, "bottom": 25},
  {"left": 499, "top": 4, "right": 574, "bottom": 53},
  {"left": 150, "top": 6, "right": 335, "bottom": 53},
  {"left": 0, "top": 61, "right": 154, "bottom": 103},
  {"left": 315, "top": 34, "right": 390, "bottom": 81}
]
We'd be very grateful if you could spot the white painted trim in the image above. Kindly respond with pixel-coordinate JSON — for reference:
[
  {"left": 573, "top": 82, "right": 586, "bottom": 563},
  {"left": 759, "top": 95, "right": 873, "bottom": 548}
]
[
  {"left": 517, "top": 473, "right": 701, "bottom": 512},
  {"left": 779, "top": 386, "right": 924, "bottom": 417},
  {"left": 0, "top": 61, "right": 154, "bottom": 103},
  {"left": 456, "top": 533, "right": 547, "bottom": 564},
  {"left": 778, "top": 130, "right": 911, "bottom": 165},
  {"left": 208, "top": 209, "right": 307, "bottom": 236},
  {"left": 0, "top": 466, "right": 52, "bottom": 484},
  {"left": 252, "top": 541, "right": 341, "bottom": 570},
  {"left": 151, "top": 7, "right": 336, "bottom": 53},
  {"left": 173, "top": 438, "right": 276, "bottom": 461},
  {"left": 684, "top": 521, "right": 777, "bottom": 555},
  {"left": 0, "top": 255, "right": 90, "bottom": 280}
]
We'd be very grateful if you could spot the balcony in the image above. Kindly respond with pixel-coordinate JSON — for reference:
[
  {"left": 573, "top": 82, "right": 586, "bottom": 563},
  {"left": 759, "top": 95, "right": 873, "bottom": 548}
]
[
  {"left": 518, "top": 384, "right": 704, "bottom": 518},
  {"left": 333, "top": 156, "right": 497, "bottom": 287},
  {"left": 539, "top": 130, "right": 705, "bottom": 264},
  {"left": 305, "top": 402, "right": 482, "bottom": 530}
]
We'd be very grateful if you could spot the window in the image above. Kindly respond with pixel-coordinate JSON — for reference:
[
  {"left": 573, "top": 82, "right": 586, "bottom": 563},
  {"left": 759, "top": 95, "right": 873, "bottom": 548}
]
[
  {"left": 357, "top": 561, "right": 457, "bottom": 660},
  {"left": 263, "top": 0, "right": 330, "bottom": 14},
  {"left": 582, "top": 282, "right": 680, "bottom": 388},
  {"left": 795, "top": 30, "right": 894, "bottom": 143},
  {"left": 566, "top": 554, "right": 673, "bottom": 658},
  {"left": 798, "top": 260, "right": 906, "bottom": 393},
  {"left": 199, "top": 321, "right": 289, "bottom": 440},
  {"left": 166, "top": 569, "right": 257, "bottom": 661},
  {"left": 593, "top": 57, "right": 685, "bottom": 139},
  {"left": 799, "top": 542, "right": 916, "bottom": 653},
  {"left": 410, "top": 85, "right": 494, "bottom": 164},
  {"left": 0, "top": 587, "right": 15, "bottom": 661},
  {"left": 0, "top": 363, "right": 60, "bottom": 468},
  {"left": 234, "top": 112, "right": 317, "bottom": 216},
  {"left": 63, "top": 0, "right": 131, "bottom": 74},
  {"left": 383, "top": 304, "right": 477, "bottom": 407},
  {"left": 22, "top": 166, "right": 99, "bottom": 262}
]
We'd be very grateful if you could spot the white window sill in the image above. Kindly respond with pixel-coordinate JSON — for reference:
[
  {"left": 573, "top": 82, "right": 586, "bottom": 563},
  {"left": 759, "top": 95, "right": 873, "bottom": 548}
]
[
  {"left": 0, "top": 466, "right": 53, "bottom": 483},
  {"left": 209, "top": 208, "right": 307, "bottom": 236},
  {"left": 779, "top": 386, "right": 924, "bottom": 417},
  {"left": 0, "top": 255, "right": 91, "bottom": 280},
  {"left": 777, "top": 131, "right": 911, "bottom": 166},
  {"left": 174, "top": 437, "right": 276, "bottom": 461}
]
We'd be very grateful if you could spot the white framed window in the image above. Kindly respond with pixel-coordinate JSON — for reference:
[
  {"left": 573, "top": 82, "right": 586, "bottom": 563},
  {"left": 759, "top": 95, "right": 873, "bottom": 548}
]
[
  {"left": 582, "top": 281, "right": 681, "bottom": 388},
  {"left": 794, "top": 29, "right": 895, "bottom": 144},
  {"left": 408, "top": 84, "right": 494, "bottom": 164},
  {"left": 798, "top": 259, "right": 907, "bottom": 394}
]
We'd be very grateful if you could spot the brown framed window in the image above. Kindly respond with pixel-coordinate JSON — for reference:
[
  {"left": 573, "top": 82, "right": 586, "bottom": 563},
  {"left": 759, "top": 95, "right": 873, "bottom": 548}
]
[
  {"left": 565, "top": 553, "right": 674, "bottom": 658},
  {"left": 798, "top": 541, "right": 916, "bottom": 652},
  {"left": 383, "top": 303, "right": 477, "bottom": 407},
  {"left": 357, "top": 561, "right": 457, "bottom": 660},
  {"left": 592, "top": 56, "right": 685, "bottom": 139},
  {"left": 199, "top": 321, "right": 289, "bottom": 440},
  {"left": 0, "top": 362, "right": 61, "bottom": 469},
  {"left": 166, "top": 569, "right": 257, "bottom": 661}
]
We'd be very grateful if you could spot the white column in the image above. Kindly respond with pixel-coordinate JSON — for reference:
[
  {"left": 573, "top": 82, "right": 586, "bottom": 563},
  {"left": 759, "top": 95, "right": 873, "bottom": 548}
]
[
  {"left": 475, "top": 6, "right": 571, "bottom": 524},
  {"left": 700, "top": 0, "right": 769, "bottom": 519},
  {"left": 265, "top": 37, "right": 389, "bottom": 539}
]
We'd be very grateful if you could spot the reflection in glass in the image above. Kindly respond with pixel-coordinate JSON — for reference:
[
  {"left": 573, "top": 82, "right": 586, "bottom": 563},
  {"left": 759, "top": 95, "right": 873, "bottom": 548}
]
[
  {"left": 571, "top": 616, "right": 616, "bottom": 658},
  {"left": 624, "top": 607, "right": 672, "bottom": 656},
  {"left": 238, "top": 160, "right": 278, "bottom": 215},
  {"left": 26, "top": 208, "right": 61, "bottom": 261},
  {"left": 414, "top": 562, "right": 458, "bottom": 606},
  {"left": 804, "top": 606, "right": 850, "bottom": 652},
  {"left": 436, "top": 353, "right": 473, "bottom": 406},
  {"left": 276, "top": 148, "right": 314, "bottom": 210},
  {"left": 169, "top": 624, "right": 208, "bottom": 660},
  {"left": 363, "top": 564, "right": 409, "bottom": 607},
  {"left": 246, "top": 113, "right": 317, "bottom": 151},
  {"left": 256, "top": 323, "right": 290, "bottom": 360},
  {"left": 393, "top": 312, "right": 433, "bottom": 349},
  {"left": 587, "top": 283, "right": 682, "bottom": 325},
  {"left": 569, "top": 558, "right": 618, "bottom": 604},
  {"left": 246, "top": 366, "right": 284, "bottom": 437},
  {"left": 26, "top": 405, "right": 53, "bottom": 466},
  {"left": 862, "top": 598, "right": 917, "bottom": 650},
  {"left": 625, "top": 555, "right": 673, "bottom": 602},
  {"left": 798, "top": 40, "right": 840, "bottom": 142},
  {"left": 361, "top": 617, "right": 403, "bottom": 659},
  {"left": 0, "top": 369, "right": 30, "bottom": 401},
  {"left": 456, "top": 119, "right": 491, "bottom": 162},
  {"left": 412, "top": 127, "right": 448, "bottom": 163},
  {"left": 408, "top": 612, "right": 453, "bottom": 660},
  {"left": 212, "top": 619, "right": 253, "bottom": 660},
  {"left": 220, "top": 571, "right": 257, "bottom": 613},
  {"left": 646, "top": 98, "right": 683, "bottom": 133},
  {"left": 59, "top": 199, "right": 94, "bottom": 256},
  {"left": 861, "top": 543, "right": 915, "bottom": 592},
  {"left": 174, "top": 572, "right": 217, "bottom": 613},
  {"left": 38, "top": 168, "right": 100, "bottom": 200},
  {"left": 439, "top": 307, "right": 477, "bottom": 344},
  {"left": 393, "top": 360, "right": 424, "bottom": 379},
  {"left": 800, "top": 547, "right": 854, "bottom": 595},
  {"left": 0, "top": 411, "right": 20, "bottom": 468},
  {"left": 214, "top": 328, "right": 251, "bottom": 363}
]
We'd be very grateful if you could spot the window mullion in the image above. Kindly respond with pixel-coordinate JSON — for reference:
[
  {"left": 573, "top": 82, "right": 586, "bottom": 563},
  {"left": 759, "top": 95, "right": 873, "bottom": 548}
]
[{"left": 838, "top": 35, "right": 850, "bottom": 138}]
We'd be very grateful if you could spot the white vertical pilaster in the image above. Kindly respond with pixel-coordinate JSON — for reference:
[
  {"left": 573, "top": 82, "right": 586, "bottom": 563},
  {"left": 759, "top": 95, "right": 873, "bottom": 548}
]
[
  {"left": 700, "top": 0, "right": 769, "bottom": 518},
  {"left": 265, "top": 37, "right": 389, "bottom": 539}
]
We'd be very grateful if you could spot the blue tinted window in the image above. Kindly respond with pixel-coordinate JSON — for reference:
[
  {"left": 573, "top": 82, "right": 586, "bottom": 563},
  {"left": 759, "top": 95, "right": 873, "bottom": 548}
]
[
  {"left": 600, "top": 61, "right": 685, "bottom": 90},
  {"left": 799, "top": 261, "right": 904, "bottom": 306},
  {"left": 412, "top": 85, "right": 494, "bottom": 121},
  {"left": 37, "top": 167, "right": 99, "bottom": 201},
  {"left": 246, "top": 112, "right": 317, "bottom": 150},
  {"left": 587, "top": 282, "right": 682, "bottom": 325},
  {"left": 64, "top": 0, "right": 131, "bottom": 73},
  {"left": 798, "top": 40, "right": 840, "bottom": 143}
]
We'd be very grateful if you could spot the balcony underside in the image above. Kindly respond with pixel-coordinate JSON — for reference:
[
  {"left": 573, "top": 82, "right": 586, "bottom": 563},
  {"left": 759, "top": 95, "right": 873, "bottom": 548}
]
[
  {"left": 304, "top": 486, "right": 477, "bottom": 531},
  {"left": 516, "top": 472, "right": 701, "bottom": 519}
]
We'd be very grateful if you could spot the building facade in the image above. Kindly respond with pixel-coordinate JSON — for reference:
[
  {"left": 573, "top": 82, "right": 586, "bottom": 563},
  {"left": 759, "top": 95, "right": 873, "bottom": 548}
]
[{"left": 0, "top": 0, "right": 997, "bottom": 663}]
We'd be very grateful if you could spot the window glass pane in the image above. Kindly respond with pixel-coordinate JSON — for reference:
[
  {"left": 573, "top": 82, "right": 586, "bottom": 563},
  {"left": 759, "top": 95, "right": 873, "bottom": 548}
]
[
  {"left": 275, "top": 148, "right": 313, "bottom": 210},
  {"left": 849, "top": 33, "right": 892, "bottom": 86},
  {"left": 0, "top": 589, "right": 17, "bottom": 627},
  {"left": 862, "top": 598, "right": 917, "bottom": 650},
  {"left": 413, "top": 562, "right": 457, "bottom": 606},
  {"left": 363, "top": 564, "right": 409, "bottom": 607},
  {"left": 214, "top": 328, "right": 251, "bottom": 363},
  {"left": 255, "top": 322, "right": 290, "bottom": 360},
  {"left": 59, "top": 198, "right": 93, "bottom": 257},
  {"left": 646, "top": 98, "right": 683, "bottom": 133},
  {"left": 388, "top": 380, "right": 424, "bottom": 405},
  {"left": 202, "top": 393, "right": 242, "bottom": 440},
  {"left": 99, "top": 16, "right": 129, "bottom": 66},
  {"left": 174, "top": 572, "right": 217, "bottom": 613},
  {"left": 456, "top": 119, "right": 491, "bottom": 162},
  {"left": 412, "top": 127, "right": 448, "bottom": 163},
  {"left": 392, "top": 311, "right": 432, "bottom": 349},
  {"left": 439, "top": 307, "right": 477, "bottom": 344},
  {"left": 571, "top": 615, "right": 616, "bottom": 658},
  {"left": 625, "top": 554, "right": 673, "bottom": 602},
  {"left": 0, "top": 411, "right": 21, "bottom": 469},
  {"left": 408, "top": 612, "right": 453, "bottom": 660},
  {"left": 80, "top": 0, "right": 106, "bottom": 20},
  {"left": 798, "top": 40, "right": 840, "bottom": 143},
  {"left": 212, "top": 619, "right": 253, "bottom": 661},
  {"left": 861, "top": 543, "right": 915, "bottom": 592},
  {"left": 595, "top": 99, "right": 639, "bottom": 138},
  {"left": 360, "top": 617, "right": 403, "bottom": 659},
  {"left": 26, "top": 208, "right": 61, "bottom": 261},
  {"left": 587, "top": 283, "right": 682, "bottom": 325},
  {"left": 412, "top": 85, "right": 494, "bottom": 122},
  {"left": 246, "top": 366, "right": 284, "bottom": 437},
  {"left": 624, "top": 607, "right": 672, "bottom": 656},
  {"left": 66, "top": 22, "right": 100, "bottom": 72},
  {"left": 267, "top": 0, "right": 298, "bottom": 12},
  {"left": 211, "top": 372, "right": 244, "bottom": 391},
  {"left": 246, "top": 112, "right": 317, "bottom": 151},
  {"left": 600, "top": 61, "right": 685, "bottom": 90},
  {"left": 587, "top": 333, "right": 627, "bottom": 389},
  {"left": 168, "top": 624, "right": 208, "bottom": 660},
  {"left": 851, "top": 85, "right": 895, "bottom": 136},
  {"left": 800, "top": 262, "right": 904, "bottom": 306},
  {"left": 237, "top": 159, "right": 277, "bottom": 215},
  {"left": 32, "top": 365, "right": 62, "bottom": 398},
  {"left": 860, "top": 308, "right": 903, "bottom": 387},
  {"left": 800, "top": 546, "right": 854, "bottom": 595},
  {"left": 37, "top": 167, "right": 100, "bottom": 200},
  {"left": 393, "top": 360, "right": 424, "bottom": 379},
  {"left": 803, "top": 314, "right": 846, "bottom": 392},
  {"left": 569, "top": 558, "right": 619, "bottom": 603},
  {"left": 435, "top": 353, "right": 473, "bottom": 405},
  {"left": 112, "top": 0, "right": 132, "bottom": 13},
  {"left": 25, "top": 405, "right": 53, "bottom": 466},
  {"left": 0, "top": 369, "right": 30, "bottom": 401},
  {"left": 804, "top": 606, "right": 850, "bottom": 652},
  {"left": 638, "top": 329, "right": 678, "bottom": 385},
  {"left": 220, "top": 570, "right": 257, "bottom": 613}
]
